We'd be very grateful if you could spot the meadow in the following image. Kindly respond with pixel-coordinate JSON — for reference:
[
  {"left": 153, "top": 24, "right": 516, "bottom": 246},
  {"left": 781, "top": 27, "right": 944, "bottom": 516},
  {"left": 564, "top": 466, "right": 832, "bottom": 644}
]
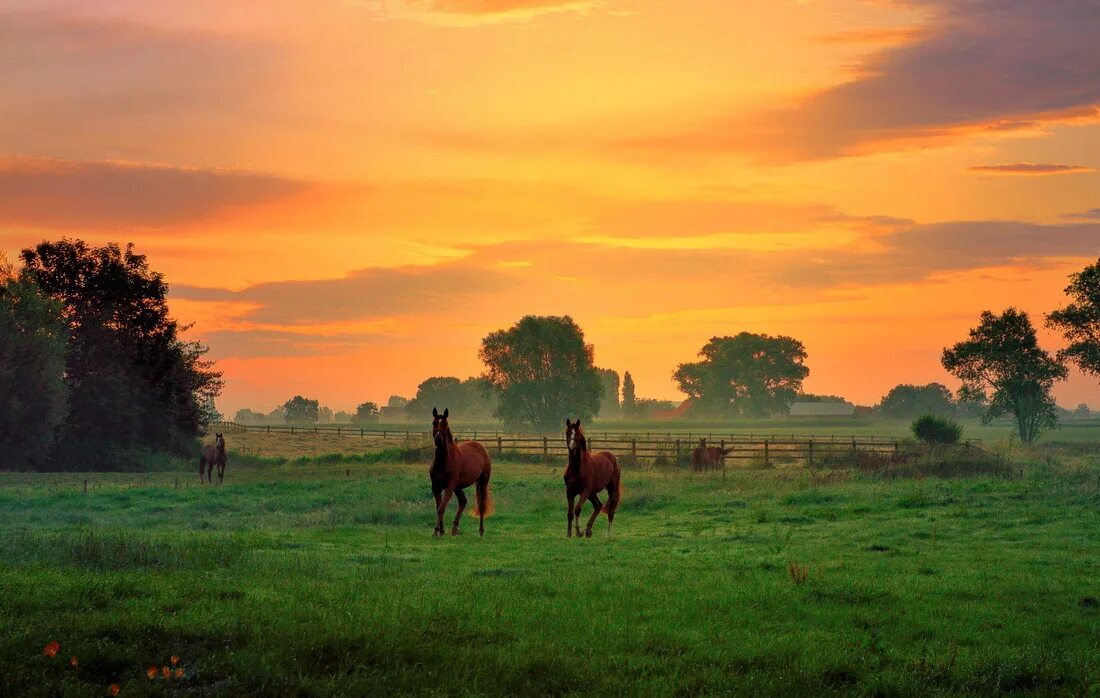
[{"left": 1, "top": 445, "right": 1098, "bottom": 695}]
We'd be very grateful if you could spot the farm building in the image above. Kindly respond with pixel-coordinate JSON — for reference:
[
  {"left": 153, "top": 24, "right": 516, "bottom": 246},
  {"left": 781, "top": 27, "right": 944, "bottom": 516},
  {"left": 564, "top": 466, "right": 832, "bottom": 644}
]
[{"left": 787, "top": 401, "right": 857, "bottom": 417}]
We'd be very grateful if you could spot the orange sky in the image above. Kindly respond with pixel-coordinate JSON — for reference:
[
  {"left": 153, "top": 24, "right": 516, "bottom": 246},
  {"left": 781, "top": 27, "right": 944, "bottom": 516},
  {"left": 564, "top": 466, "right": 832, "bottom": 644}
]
[{"left": 1, "top": 0, "right": 1099, "bottom": 414}]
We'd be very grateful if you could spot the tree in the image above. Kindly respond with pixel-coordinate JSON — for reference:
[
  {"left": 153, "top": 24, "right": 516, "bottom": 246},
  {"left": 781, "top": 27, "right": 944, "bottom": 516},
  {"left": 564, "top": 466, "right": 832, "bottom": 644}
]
[
  {"left": 673, "top": 333, "right": 809, "bottom": 417},
  {"left": 877, "top": 383, "right": 955, "bottom": 418},
  {"left": 480, "top": 315, "right": 602, "bottom": 431},
  {"left": 622, "top": 371, "right": 637, "bottom": 418},
  {"left": 334, "top": 410, "right": 353, "bottom": 423},
  {"left": 352, "top": 402, "right": 380, "bottom": 423},
  {"left": 318, "top": 406, "right": 334, "bottom": 423},
  {"left": 0, "top": 267, "right": 68, "bottom": 469},
  {"left": 20, "top": 239, "right": 222, "bottom": 468},
  {"left": 1047, "top": 257, "right": 1100, "bottom": 378},
  {"left": 596, "top": 369, "right": 621, "bottom": 418},
  {"left": 942, "top": 309, "right": 1067, "bottom": 444},
  {"left": 283, "top": 395, "right": 320, "bottom": 424}
]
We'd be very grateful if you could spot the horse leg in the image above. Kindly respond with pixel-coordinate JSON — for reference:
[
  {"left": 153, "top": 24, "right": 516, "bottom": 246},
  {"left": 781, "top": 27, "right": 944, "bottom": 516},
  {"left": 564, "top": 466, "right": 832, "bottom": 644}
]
[
  {"left": 567, "top": 494, "right": 576, "bottom": 538},
  {"left": 451, "top": 488, "right": 467, "bottom": 535},
  {"left": 198, "top": 458, "right": 204, "bottom": 484},
  {"left": 436, "top": 487, "right": 456, "bottom": 537},
  {"left": 432, "top": 489, "right": 443, "bottom": 536},
  {"left": 584, "top": 492, "right": 603, "bottom": 538},
  {"left": 218, "top": 461, "right": 225, "bottom": 484},
  {"left": 573, "top": 488, "right": 591, "bottom": 536}
]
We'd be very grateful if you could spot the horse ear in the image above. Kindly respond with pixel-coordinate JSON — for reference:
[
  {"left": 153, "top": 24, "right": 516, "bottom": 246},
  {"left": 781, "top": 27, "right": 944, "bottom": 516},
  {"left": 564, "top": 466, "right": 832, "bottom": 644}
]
[
  {"left": 576, "top": 419, "right": 581, "bottom": 428},
  {"left": 565, "top": 418, "right": 571, "bottom": 428},
  {"left": 432, "top": 407, "right": 439, "bottom": 419},
  {"left": 443, "top": 408, "right": 449, "bottom": 418}
]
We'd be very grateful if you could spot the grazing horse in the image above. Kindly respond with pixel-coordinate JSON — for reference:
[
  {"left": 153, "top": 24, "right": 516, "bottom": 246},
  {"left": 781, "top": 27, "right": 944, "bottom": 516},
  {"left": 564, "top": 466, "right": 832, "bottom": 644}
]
[
  {"left": 429, "top": 408, "right": 492, "bottom": 536},
  {"left": 200, "top": 433, "right": 227, "bottom": 484},
  {"left": 565, "top": 419, "right": 622, "bottom": 538},
  {"left": 707, "top": 443, "right": 733, "bottom": 469},
  {"left": 691, "top": 438, "right": 712, "bottom": 471}
]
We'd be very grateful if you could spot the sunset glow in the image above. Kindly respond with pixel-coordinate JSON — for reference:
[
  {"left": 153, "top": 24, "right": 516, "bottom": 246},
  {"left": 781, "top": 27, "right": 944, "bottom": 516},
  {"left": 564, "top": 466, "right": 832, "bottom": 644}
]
[{"left": 3, "top": 0, "right": 1098, "bottom": 413}]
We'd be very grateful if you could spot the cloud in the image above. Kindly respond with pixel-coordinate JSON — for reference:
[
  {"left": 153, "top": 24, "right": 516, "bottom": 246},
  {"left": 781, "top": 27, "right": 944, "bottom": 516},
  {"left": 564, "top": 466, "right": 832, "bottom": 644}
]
[
  {"left": 968, "top": 163, "right": 1095, "bottom": 176},
  {"left": 172, "top": 262, "right": 514, "bottom": 325},
  {"left": 0, "top": 157, "right": 308, "bottom": 229},
  {"left": 406, "top": 0, "right": 594, "bottom": 14},
  {"left": 200, "top": 328, "right": 396, "bottom": 358},
  {"left": 1063, "top": 208, "right": 1100, "bottom": 220},
  {"left": 620, "top": 0, "right": 1100, "bottom": 160}
]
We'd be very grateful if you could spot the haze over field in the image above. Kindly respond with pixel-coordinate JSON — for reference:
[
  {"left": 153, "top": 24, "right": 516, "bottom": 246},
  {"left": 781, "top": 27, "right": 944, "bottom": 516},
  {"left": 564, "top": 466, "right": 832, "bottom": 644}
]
[{"left": 2, "top": 0, "right": 1099, "bottom": 413}]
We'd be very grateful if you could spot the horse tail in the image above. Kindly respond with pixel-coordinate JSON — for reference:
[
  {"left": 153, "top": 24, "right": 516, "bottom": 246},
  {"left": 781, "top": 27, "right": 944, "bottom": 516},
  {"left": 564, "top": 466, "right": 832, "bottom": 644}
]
[
  {"left": 473, "top": 471, "right": 494, "bottom": 518},
  {"left": 605, "top": 454, "right": 623, "bottom": 516}
]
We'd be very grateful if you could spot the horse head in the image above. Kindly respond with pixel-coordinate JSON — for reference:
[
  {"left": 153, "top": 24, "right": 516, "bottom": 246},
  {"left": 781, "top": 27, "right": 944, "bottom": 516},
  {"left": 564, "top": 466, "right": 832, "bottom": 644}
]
[
  {"left": 565, "top": 419, "right": 587, "bottom": 455},
  {"left": 432, "top": 407, "right": 452, "bottom": 447},
  {"left": 215, "top": 433, "right": 225, "bottom": 452}
]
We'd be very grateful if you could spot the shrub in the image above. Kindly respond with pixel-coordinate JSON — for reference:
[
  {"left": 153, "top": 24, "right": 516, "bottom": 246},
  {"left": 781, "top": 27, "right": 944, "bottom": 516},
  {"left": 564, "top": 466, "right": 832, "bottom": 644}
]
[{"left": 912, "top": 414, "right": 962, "bottom": 444}]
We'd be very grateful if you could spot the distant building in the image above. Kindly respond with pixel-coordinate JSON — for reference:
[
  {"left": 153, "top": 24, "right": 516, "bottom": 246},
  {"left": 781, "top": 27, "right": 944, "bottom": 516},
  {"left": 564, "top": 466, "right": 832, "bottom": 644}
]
[{"left": 788, "top": 401, "right": 856, "bottom": 417}]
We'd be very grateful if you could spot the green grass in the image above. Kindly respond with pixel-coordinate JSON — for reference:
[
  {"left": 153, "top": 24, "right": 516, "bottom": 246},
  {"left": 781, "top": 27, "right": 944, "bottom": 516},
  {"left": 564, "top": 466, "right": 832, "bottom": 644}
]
[{"left": 1, "top": 458, "right": 1098, "bottom": 695}]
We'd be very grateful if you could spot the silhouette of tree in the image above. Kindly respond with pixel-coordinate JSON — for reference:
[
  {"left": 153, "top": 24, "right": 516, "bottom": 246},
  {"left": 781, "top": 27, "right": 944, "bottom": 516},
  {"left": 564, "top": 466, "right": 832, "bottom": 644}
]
[
  {"left": 19, "top": 239, "right": 222, "bottom": 468},
  {"left": 942, "top": 308, "right": 1066, "bottom": 444},
  {"left": 352, "top": 402, "right": 380, "bottom": 423},
  {"left": 0, "top": 265, "right": 68, "bottom": 469},
  {"left": 283, "top": 395, "right": 320, "bottom": 424},
  {"left": 674, "top": 333, "right": 809, "bottom": 417},
  {"left": 480, "top": 315, "right": 602, "bottom": 431},
  {"left": 597, "top": 369, "right": 621, "bottom": 418},
  {"left": 622, "top": 371, "right": 637, "bottom": 418},
  {"left": 1047, "top": 257, "right": 1100, "bottom": 379},
  {"left": 877, "top": 383, "right": 955, "bottom": 418}
]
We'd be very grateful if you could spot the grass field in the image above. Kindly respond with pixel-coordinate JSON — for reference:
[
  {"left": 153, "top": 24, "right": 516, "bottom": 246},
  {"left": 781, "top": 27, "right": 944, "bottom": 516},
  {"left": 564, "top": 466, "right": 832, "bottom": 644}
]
[{"left": 1, "top": 453, "right": 1098, "bottom": 695}]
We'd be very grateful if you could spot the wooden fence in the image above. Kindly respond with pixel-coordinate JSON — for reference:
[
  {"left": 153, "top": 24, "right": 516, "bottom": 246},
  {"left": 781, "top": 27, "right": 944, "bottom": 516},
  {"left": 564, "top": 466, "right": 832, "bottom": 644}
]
[{"left": 210, "top": 421, "right": 957, "bottom": 468}]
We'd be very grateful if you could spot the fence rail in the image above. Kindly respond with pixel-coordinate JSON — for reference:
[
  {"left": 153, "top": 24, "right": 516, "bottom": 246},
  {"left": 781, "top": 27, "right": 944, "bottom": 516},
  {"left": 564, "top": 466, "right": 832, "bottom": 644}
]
[{"left": 208, "top": 420, "right": 982, "bottom": 468}]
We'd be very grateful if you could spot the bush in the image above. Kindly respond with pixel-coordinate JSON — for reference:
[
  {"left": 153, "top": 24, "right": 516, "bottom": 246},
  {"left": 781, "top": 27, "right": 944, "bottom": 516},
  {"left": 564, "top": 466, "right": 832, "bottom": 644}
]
[{"left": 912, "top": 414, "right": 962, "bottom": 444}]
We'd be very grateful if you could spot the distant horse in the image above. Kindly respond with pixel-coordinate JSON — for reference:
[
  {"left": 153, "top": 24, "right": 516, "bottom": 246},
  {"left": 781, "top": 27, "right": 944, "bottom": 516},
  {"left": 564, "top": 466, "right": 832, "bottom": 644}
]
[
  {"left": 200, "top": 433, "right": 227, "bottom": 484},
  {"left": 565, "top": 419, "right": 622, "bottom": 537},
  {"left": 691, "top": 438, "right": 731, "bottom": 471},
  {"left": 429, "top": 408, "right": 492, "bottom": 536}
]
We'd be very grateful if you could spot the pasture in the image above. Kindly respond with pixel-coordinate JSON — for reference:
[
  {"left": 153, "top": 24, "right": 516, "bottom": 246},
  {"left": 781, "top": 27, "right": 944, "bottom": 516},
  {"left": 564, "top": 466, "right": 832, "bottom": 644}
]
[{"left": 1, "top": 449, "right": 1098, "bottom": 695}]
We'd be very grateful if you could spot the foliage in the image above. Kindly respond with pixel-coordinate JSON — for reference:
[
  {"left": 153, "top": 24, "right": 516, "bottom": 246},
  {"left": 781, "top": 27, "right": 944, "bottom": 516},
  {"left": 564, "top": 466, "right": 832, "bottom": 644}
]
[
  {"left": 674, "top": 333, "right": 809, "bottom": 417},
  {"left": 879, "top": 383, "right": 955, "bottom": 418},
  {"left": 621, "top": 371, "right": 637, "bottom": 418},
  {"left": 631, "top": 398, "right": 679, "bottom": 419},
  {"left": 911, "top": 414, "right": 962, "bottom": 444},
  {"left": 596, "top": 368, "right": 621, "bottom": 418},
  {"left": 942, "top": 309, "right": 1066, "bottom": 444},
  {"left": 19, "top": 239, "right": 222, "bottom": 469},
  {"left": 352, "top": 402, "right": 380, "bottom": 424},
  {"left": 479, "top": 315, "right": 602, "bottom": 431},
  {"left": 405, "top": 376, "right": 495, "bottom": 421},
  {"left": 378, "top": 395, "right": 410, "bottom": 422},
  {"left": 0, "top": 273, "right": 68, "bottom": 469},
  {"left": 1046, "top": 257, "right": 1100, "bottom": 378},
  {"left": 282, "top": 396, "right": 320, "bottom": 424}
]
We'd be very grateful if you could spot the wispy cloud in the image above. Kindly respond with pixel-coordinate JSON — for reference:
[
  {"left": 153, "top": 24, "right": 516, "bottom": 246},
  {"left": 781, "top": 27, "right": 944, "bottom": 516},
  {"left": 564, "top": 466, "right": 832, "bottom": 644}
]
[
  {"left": 0, "top": 156, "right": 307, "bottom": 229},
  {"left": 968, "top": 163, "right": 1095, "bottom": 176}
]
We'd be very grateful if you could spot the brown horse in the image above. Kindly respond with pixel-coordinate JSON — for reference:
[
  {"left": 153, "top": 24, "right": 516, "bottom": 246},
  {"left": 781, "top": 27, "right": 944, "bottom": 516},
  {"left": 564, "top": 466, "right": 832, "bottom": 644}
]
[
  {"left": 565, "top": 419, "right": 622, "bottom": 537},
  {"left": 429, "top": 407, "right": 492, "bottom": 536},
  {"left": 200, "top": 433, "right": 227, "bottom": 484},
  {"left": 692, "top": 438, "right": 731, "bottom": 471}
]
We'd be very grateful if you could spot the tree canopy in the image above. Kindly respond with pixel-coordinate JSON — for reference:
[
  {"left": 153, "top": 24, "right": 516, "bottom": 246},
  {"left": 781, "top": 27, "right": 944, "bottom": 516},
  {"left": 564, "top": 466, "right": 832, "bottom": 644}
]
[
  {"left": 283, "top": 395, "right": 320, "bottom": 424},
  {"left": 877, "top": 383, "right": 955, "bottom": 418},
  {"left": 405, "top": 376, "right": 496, "bottom": 421},
  {"left": 1047, "top": 257, "right": 1100, "bottom": 379},
  {"left": 19, "top": 239, "right": 222, "bottom": 467},
  {"left": 0, "top": 266, "right": 68, "bottom": 469},
  {"left": 479, "top": 315, "right": 602, "bottom": 431},
  {"left": 596, "top": 369, "right": 621, "bottom": 418},
  {"left": 621, "top": 371, "right": 637, "bottom": 418},
  {"left": 942, "top": 308, "right": 1066, "bottom": 444},
  {"left": 673, "top": 333, "right": 809, "bottom": 417}
]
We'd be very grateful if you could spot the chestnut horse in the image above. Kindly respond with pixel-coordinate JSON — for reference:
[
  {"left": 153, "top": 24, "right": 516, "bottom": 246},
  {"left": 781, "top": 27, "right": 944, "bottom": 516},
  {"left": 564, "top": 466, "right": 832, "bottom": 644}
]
[
  {"left": 200, "top": 433, "right": 227, "bottom": 484},
  {"left": 429, "top": 408, "right": 492, "bottom": 536},
  {"left": 692, "top": 438, "right": 731, "bottom": 471},
  {"left": 564, "top": 419, "right": 622, "bottom": 537}
]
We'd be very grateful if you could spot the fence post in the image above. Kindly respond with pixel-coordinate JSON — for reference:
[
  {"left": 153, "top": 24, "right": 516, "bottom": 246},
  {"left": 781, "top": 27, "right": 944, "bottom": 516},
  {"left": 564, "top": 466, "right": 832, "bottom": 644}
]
[
  {"left": 631, "top": 438, "right": 637, "bottom": 461},
  {"left": 543, "top": 437, "right": 548, "bottom": 462},
  {"left": 807, "top": 440, "right": 813, "bottom": 468},
  {"left": 83, "top": 479, "right": 87, "bottom": 495},
  {"left": 497, "top": 436, "right": 503, "bottom": 457},
  {"left": 764, "top": 439, "right": 770, "bottom": 467},
  {"left": 675, "top": 439, "right": 681, "bottom": 465}
]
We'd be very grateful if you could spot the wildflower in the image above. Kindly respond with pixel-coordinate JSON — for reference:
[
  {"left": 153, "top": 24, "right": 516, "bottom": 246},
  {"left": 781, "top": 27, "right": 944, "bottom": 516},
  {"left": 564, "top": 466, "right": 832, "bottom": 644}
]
[
  {"left": 43, "top": 641, "right": 61, "bottom": 657},
  {"left": 70, "top": 656, "right": 79, "bottom": 667},
  {"left": 108, "top": 684, "right": 121, "bottom": 696},
  {"left": 170, "top": 655, "right": 180, "bottom": 666},
  {"left": 146, "top": 666, "right": 157, "bottom": 679}
]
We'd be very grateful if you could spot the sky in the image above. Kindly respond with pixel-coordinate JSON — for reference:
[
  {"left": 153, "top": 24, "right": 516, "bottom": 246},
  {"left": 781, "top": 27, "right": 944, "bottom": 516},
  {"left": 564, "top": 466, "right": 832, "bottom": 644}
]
[{"left": 1, "top": 0, "right": 1099, "bottom": 415}]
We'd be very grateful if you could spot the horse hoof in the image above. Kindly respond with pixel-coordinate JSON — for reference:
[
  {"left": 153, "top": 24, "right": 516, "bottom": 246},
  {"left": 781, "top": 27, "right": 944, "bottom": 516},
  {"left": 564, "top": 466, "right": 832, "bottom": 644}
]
[{"left": 585, "top": 529, "right": 592, "bottom": 538}]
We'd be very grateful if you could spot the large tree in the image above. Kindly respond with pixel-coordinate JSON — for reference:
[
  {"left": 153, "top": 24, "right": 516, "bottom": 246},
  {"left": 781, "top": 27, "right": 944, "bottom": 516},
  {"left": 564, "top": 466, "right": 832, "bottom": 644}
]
[
  {"left": 0, "top": 262, "right": 68, "bottom": 469},
  {"left": 877, "top": 383, "right": 955, "bottom": 418},
  {"left": 480, "top": 315, "right": 602, "bottom": 431},
  {"left": 20, "top": 240, "right": 222, "bottom": 467},
  {"left": 942, "top": 308, "right": 1067, "bottom": 444},
  {"left": 1047, "top": 257, "right": 1100, "bottom": 379},
  {"left": 405, "top": 376, "right": 495, "bottom": 421},
  {"left": 283, "top": 395, "right": 320, "bottom": 424},
  {"left": 352, "top": 401, "right": 380, "bottom": 423},
  {"left": 673, "top": 333, "right": 809, "bottom": 417},
  {"left": 621, "top": 371, "right": 637, "bottom": 418}
]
